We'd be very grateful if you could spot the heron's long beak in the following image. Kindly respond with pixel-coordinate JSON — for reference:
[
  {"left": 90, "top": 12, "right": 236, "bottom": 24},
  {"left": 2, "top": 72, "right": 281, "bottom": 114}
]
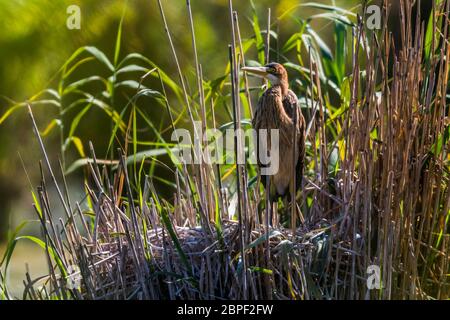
[{"left": 241, "top": 66, "right": 269, "bottom": 77}]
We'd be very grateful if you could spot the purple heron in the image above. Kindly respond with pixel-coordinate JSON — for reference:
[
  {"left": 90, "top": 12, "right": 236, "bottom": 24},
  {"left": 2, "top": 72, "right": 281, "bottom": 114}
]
[{"left": 242, "top": 62, "right": 306, "bottom": 208}]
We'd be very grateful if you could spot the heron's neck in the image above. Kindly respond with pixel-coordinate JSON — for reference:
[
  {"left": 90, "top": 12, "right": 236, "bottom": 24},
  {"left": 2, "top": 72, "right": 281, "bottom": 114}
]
[
  {"left": 268, "top": 74, "right": 289, "bottom": 96},
  {"left": 273, "top": 80, "right": 289, "bottom": 97}
]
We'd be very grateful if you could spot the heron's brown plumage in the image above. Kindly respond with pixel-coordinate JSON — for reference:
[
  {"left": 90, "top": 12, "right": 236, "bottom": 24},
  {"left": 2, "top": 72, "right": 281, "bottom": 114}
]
[{"left": 251, "top": 63, "right": 306, "bottom": 201}]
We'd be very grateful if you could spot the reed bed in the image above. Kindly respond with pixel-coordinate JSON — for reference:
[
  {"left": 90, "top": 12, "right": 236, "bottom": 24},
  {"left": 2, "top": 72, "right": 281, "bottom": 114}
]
[{"left": 0, "top": 0, "right": 449, "bottom": 300}]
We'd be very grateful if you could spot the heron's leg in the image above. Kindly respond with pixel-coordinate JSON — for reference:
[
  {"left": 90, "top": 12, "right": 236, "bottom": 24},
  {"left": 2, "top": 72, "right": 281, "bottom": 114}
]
[
  {"left": 271, "top": 201, "right": 277, "bottom": 227},
  {"left": 290, "top": 190, "right": 297, "bottom": 235},
  {"left": 282, "top": 196, "right": 289, "bottom": 211},
  {"left": 285, "top": 191, "right": 305, "bottom": 229},
  {"left": 265, "top": 175, "right": 272, "bottom": 230}
]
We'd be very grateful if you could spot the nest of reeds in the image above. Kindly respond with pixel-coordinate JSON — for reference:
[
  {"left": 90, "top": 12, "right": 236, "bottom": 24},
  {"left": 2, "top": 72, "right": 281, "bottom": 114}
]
[
  {"left": 81, "top": 220, "right": 326, "bottom": 300},
  {"left": 23, "top": 164, "right": 339, "bottom": 300}
]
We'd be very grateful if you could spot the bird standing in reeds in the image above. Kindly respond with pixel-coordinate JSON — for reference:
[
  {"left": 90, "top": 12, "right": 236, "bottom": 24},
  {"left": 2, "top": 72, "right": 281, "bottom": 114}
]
[{"left": 242, "top": 63, "right": 306, "bottom": 223}]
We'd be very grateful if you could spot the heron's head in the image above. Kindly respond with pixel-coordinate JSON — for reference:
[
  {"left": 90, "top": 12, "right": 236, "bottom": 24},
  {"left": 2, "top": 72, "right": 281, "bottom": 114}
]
[{"left": 242, "top": 62, "right": 288, "bottom": 86}]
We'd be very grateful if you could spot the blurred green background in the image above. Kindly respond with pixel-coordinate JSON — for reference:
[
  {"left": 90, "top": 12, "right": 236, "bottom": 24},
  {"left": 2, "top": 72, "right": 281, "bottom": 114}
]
[{"left": 0, "top": 0, "right": 371, "bottom": 295}]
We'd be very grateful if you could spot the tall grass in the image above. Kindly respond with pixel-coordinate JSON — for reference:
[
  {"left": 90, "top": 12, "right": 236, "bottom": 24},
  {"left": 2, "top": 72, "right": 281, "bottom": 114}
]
[{"left": 0, "top": 0, "right": 449, "bottom": 299}]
